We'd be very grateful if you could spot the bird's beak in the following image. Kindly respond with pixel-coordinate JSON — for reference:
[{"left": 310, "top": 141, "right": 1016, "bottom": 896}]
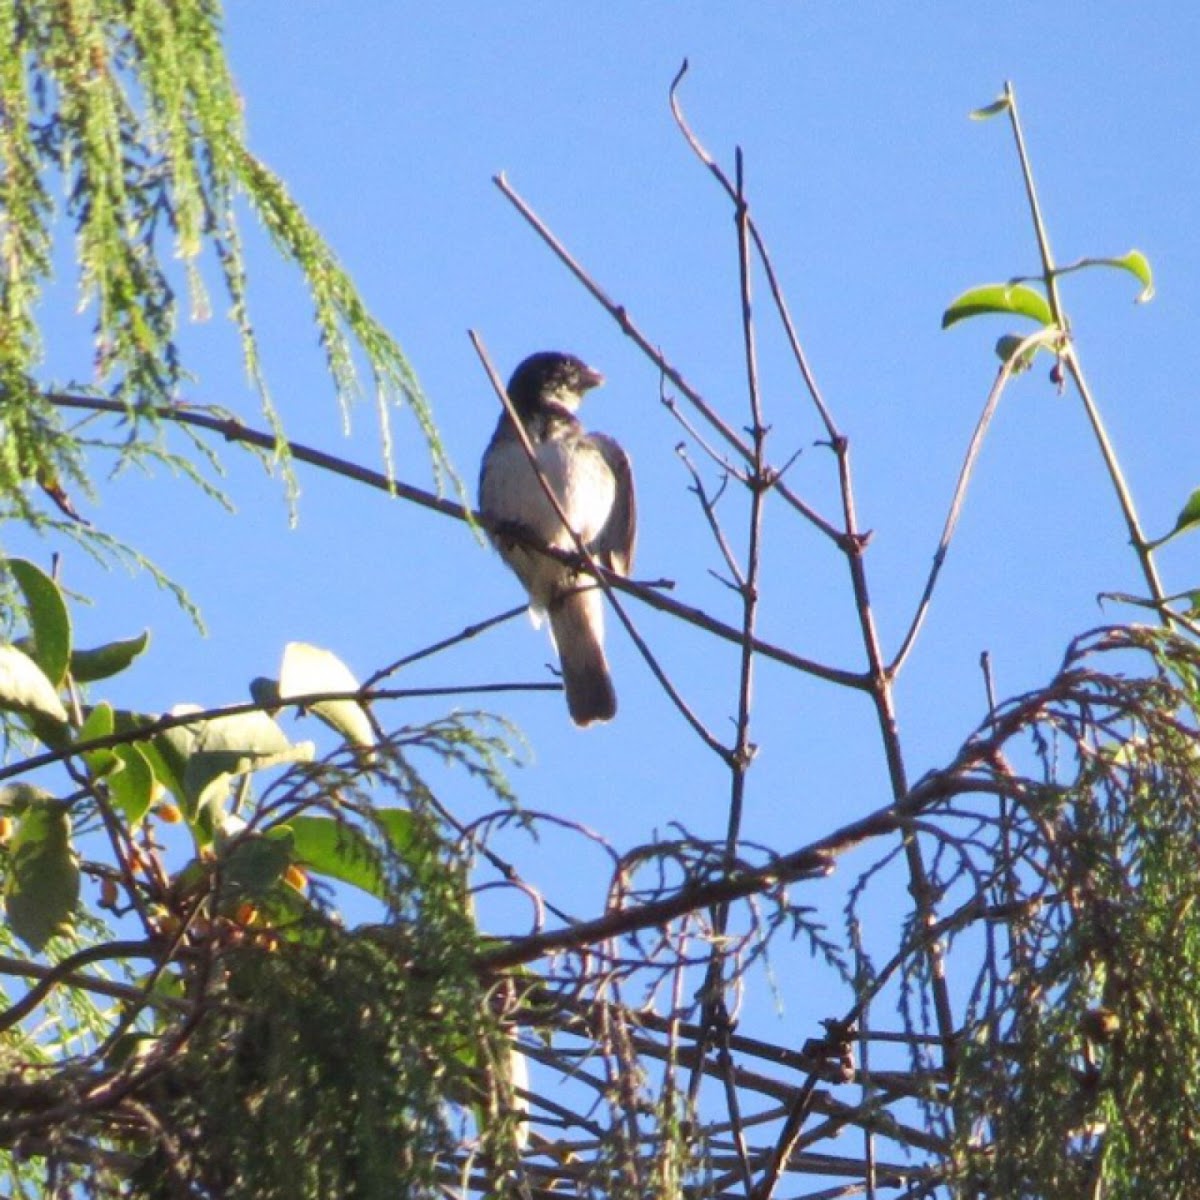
[{"left": 580, "top": 365, "right": 605, "bottom": 392}]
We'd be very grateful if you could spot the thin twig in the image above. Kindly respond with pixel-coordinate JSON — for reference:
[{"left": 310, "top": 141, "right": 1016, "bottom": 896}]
[
  {"left": 669, "top": 60, "right": 844, "bottom": 544},
  {"left": 0, "top": 683, "right": 558, "bottom": 788},
  {"left": 677, "top": 446, "right": 744, "bottom": 589},
  {"left": 665, "top": 68, "right": 964, "bottom": 1122},
  {"left": 364, "top": 604, "right": 530, "bottom": 686},
  {"left": 0, "top": 947, "right": 186, "bottom": 1024},
  {"left": 492, "top": 173, "right": 752, "bottom": 464},
  {"left": 890, "top": 326, "right": 1059, "bottom": 676}
]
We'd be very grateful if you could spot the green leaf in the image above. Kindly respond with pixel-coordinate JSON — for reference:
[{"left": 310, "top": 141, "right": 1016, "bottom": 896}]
[
  {"left": 942, "top": 283, "right": 1055, "bottom": 330},
  {"left": 182, "top": 710, "right": 313, "bottom": 824},
  {"left": 0, "top": 643, "right": 68, "bottom": 723},
  {"left": 80, "top": 702, "right": 115, "bottom": 740},
  {"left": 994, "top": 334, "right": 1044, "bottom": 372},
  {"left": 110, "top": 745, "right": 157, "bottom": 826},
  {"left": 282, "top": 809, "right": 415, "bottom": 900},
  {"left": 1106, "top": 249, "right": 1155, "bottom": 303},
  {"left": 9, "top": 559, "right": 71, "bottom": 688},
  {"left": 70, "top": 631, "right": 151, "bottom": 683},
  {"left": 76, "top": 704, "right": 154, "bottom": 826},
  {"left": 4, "top": 802, "right": 80, "bottom": 952},
  {"left": 1156, "top": 487, "right": 1200, "bottom": 546},
  {"left": 375, "top": 808, "right": 418, "bottom": 857},
  {"left": 993, "top": 326, "right": 1061, "bottom": 372},
  {"left": 0, "top": 783, "right": 54, "bottom": 812},
  {"left": 80, "top": 702, "right": 119, "bottom": 776},
  {"left": 970, "top": 95, "right": 1011, "bottom": 121},
  {"left": 98, "top": 708, "right": 191, "bottom": 808},
  {"left": 279, "top": 642, "right": 376, "bottom": 749},
  {"left": 143, "top": 706, "right": 202, "bottom": 804},
  {"left": 23, "top": 712, "right": 74, "bottom": 752}
]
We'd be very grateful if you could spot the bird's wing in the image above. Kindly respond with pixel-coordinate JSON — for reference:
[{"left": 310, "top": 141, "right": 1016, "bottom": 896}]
[{"left": 589, "top": 433, "right": 636, "bottom": 576}]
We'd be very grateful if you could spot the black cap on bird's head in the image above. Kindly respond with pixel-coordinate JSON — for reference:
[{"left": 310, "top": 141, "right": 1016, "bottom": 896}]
[{"left": 506, "top": 351, "right": 605, "bottom": 416}]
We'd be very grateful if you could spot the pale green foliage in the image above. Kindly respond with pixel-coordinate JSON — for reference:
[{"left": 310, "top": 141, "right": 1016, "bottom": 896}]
[
  {"left": 0, "top": 585, "right": 527, "bottom": 1196},
  {"left": 935, "top": 628, "right": 1200, "bottom": 1196},
  {"left": 0, "top": 0, "right": 449, "bottom": 529},
  {"left": 2, "top": 24, "right": 1199, "bottom": 1200}
]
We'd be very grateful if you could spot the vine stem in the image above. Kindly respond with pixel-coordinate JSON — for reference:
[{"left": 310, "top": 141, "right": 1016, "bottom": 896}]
[
  {"left": 1064, "top": 345, "right": 1168, "bottom": 611},
  {"left": 1004, "top": 81, "right": 1167, "bottom": 613}
]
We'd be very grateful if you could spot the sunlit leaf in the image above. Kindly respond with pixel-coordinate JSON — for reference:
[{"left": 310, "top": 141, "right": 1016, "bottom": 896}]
[
  {"left": 76, "top": 704, "right": 158, "bottom": 827},
  {"left": 182, "top": 710, "right": 313, "bottom": 824},
  {"left": 9, "top": 559, "right": 71, "bottom": 688},
  {"left": 1155, "top": 487, "right": 1200, "bottom": 547},
  {"left": 1111, "top": 249, "right": 1155, "bottom": 303},
  {"left": 71, "top": 631, "right": 151, "bottom": 683},
  {"left": 943, "top": 283, "right": 1055, "bottom": 330},
  {"left": 970, "top": 95, "right": 1011, "bottom": 121},
  {"left": 1062, "top": 251, "right": 1155, "bottom": 304},
  {"left": 81, "top": 702, "right": 119, "bottom": 776},
  {"left": 1076, "top": 249, "right": 1155, "bottom": 304},
  {"left": 110, "top": 745, "right": 157, "bottom": 826},
  {"left": 0, "top": 643, "right": 68, "bottom": 723},
  {"left": 4, "top": 802, "right": 79, "bottom": 952},
  {"left": 279, "top": 642, "right": 375, "bottom": 749},
  {"left": 146, "top": 705, "right": 204, "bottom": 804}
]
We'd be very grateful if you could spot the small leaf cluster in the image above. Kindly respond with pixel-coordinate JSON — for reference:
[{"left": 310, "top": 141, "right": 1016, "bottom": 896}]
[{"left": 943, "top": 92, "right": 1199, "bottom": 560}]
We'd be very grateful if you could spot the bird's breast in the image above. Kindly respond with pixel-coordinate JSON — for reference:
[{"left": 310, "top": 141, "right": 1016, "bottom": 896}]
[{"left": 481, "top": 434, "right": 617, "bottom": 548}]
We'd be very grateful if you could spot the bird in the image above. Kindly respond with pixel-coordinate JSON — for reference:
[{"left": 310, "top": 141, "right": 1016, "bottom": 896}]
[{"left": 479, "top": 352, "right": 636, "bottom": 726}]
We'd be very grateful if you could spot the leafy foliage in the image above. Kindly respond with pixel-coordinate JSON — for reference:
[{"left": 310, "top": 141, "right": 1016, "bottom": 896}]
[
  {"left": 131, "top": 927, "right": 519, "bottom": 1200},
  {"left": 0, "top": 558, "right": 525, "bottom": 1196},
  {"left": 0, "top": 0, "right": 448, "bottom": 536},
  {"left": 1, "top": 15, "right": 1199, "bottom": 1200}
]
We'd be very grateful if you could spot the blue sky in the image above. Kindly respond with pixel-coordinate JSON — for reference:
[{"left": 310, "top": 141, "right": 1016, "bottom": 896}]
[{"left": 22, "top": 3, "right": 1200, "bottom": 1078}]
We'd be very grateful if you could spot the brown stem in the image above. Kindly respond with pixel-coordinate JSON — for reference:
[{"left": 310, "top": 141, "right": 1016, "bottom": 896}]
[
  {"left": 48, "top": 392, "right": 862, "bottom": 689},
  {"left": 492, "top": 172, "right": 752, "bottom": 464}
]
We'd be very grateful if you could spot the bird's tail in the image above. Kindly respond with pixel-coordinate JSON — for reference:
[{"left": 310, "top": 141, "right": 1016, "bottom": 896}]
[{"left": 549, "top": 585, "right": 616, "bottom": 726}]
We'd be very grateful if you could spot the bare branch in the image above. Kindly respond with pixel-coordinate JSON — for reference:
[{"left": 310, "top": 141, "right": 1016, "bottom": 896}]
[
  {"left": 492, "top": 172, "right": 752, "bottom": 464},
  {"left": 48, "top": 391, "right": 862, "bottom": 689}
]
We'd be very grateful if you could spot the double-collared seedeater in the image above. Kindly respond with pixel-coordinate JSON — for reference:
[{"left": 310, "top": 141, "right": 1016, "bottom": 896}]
[{"left": 479, "top": 352, "right": 636, "bottom": 726}]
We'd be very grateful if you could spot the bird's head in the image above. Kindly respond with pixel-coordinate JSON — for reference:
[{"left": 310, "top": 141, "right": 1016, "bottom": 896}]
[{"left": 506, "top": 351, "right": 605, "bottom": 416}]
